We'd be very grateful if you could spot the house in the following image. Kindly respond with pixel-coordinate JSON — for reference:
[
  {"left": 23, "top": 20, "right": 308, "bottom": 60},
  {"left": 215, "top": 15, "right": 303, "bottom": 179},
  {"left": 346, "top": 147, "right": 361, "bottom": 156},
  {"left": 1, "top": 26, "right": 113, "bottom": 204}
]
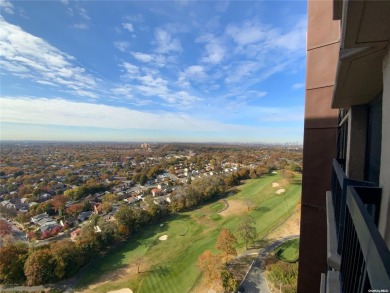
[
  {"left": 60, "top": 216, "right": 78, "bottom": 227},
  {"left": 125, "top": 196, "right": 138, "bottom": 205},
  {"left": 299, "top": 0, "right": 390, "bottom": 292},
  {"left": 70, "top": 228, "right": 81, "bottom": 241},
  {"left": 151, "top": 188, "right": 162, "bottom": 197},
  {"left": 0, "top": 200, "right": 15, "bottom": 209},
  {"left": 78, "top": 211, "right": 93, "bottom": 222},
  {"left": 157, "top": 183, "right": 167, "bottom": 190},
  {"left": 39, "top": 222, "right": 61, "bottom": 233},
  {"left": 31, "top": 213, "right": 49, "bottom": 224}
]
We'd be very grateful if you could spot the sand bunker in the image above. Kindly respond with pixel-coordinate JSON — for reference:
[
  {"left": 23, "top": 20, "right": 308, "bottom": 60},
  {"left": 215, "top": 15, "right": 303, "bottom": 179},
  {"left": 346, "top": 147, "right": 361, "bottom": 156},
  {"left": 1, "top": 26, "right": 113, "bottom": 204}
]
[
  {"left": 276, "top": 189, "right": 285, "bottom": 194},
  {"left": 272, "top": 182, "right": 280, "bottom": 187},
  {"left": 159, "top": 235, "right": 168, "bottom": 241},
  {"left": 107, "top": 289, "right": 133, "bottom": 293},
  {"left": 272, "top": 171, "right": 278, "bottom": 174}
]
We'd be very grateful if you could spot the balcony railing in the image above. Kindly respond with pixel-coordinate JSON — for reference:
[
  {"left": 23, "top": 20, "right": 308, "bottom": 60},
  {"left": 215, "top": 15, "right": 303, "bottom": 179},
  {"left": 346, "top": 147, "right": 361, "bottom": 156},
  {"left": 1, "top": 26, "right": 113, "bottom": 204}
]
[
  {"left": 331, "top": 159, "right": 374, "bottom": 254},
  {"left": 340, "top": 186, "right": 390, "bottom": 292},
  {"left": 324, "top": 159, "right": 390, "bottom": 292}
]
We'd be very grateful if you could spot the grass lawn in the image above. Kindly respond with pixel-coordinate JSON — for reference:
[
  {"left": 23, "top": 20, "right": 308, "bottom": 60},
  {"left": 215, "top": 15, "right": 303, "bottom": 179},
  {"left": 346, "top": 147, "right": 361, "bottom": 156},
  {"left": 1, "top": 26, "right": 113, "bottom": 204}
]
[
  {"left": 75, "top": 173, "right": 301, "bottom": 293},
  {"left": 275, "top": 238, "right": 300, "bottom": 263},
  {"left": 208, "top": 201, "right": 225, "bottom": 213}
]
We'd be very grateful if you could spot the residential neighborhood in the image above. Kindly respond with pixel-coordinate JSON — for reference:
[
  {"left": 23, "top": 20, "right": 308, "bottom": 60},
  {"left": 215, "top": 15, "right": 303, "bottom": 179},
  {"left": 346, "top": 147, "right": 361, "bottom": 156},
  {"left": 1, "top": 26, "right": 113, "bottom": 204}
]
[{"left": 0, "top": 142, "right": 301, "bottom": 246}]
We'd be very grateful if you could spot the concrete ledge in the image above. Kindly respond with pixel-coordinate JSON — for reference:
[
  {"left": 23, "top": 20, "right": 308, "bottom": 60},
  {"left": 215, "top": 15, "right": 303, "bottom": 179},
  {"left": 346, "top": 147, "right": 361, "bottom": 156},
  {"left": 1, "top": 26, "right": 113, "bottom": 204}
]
[{"left": 326, "top": 191, "right": 342, "bottom": 270}]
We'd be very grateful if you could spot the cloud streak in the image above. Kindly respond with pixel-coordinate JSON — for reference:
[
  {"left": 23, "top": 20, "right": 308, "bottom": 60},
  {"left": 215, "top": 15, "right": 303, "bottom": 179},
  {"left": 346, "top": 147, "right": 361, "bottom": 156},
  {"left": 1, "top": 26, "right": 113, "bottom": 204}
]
[
  {"left": 0, "top": 17, "right": 99, "bottom": 98},
  {"left": 0, "top": 97, "right": 258, "bottom": 133}
]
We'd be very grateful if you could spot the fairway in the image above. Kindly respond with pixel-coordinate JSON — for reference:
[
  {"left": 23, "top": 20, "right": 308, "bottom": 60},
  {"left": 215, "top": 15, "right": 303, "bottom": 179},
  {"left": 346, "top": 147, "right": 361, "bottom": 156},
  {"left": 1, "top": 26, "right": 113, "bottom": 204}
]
[{"left": 76, "top": 173, "right": 301, "bottom": 293}]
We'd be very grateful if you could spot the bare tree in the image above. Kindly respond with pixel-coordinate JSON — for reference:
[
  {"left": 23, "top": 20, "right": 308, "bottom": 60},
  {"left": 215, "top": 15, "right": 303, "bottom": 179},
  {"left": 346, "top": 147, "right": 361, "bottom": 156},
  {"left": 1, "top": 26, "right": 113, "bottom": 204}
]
[{"left": 133, "top": 256, "right": 144, "bottom": 274}]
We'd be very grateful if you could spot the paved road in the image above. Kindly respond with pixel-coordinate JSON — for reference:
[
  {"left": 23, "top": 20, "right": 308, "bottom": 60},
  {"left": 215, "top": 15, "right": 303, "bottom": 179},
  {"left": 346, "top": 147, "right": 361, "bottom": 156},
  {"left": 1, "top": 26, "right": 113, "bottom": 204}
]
[
  {"left": 0, "top": 217, "right": 28, "bottom": 247},
  {"left": 238, "top": 235, "right": 299, "bottom": 293}
]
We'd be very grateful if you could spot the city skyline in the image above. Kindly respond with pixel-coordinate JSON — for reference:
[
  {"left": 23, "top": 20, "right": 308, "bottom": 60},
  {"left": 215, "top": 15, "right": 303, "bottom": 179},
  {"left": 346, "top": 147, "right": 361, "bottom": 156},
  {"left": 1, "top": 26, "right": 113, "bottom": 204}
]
[{"left": 0, "top": 0, "right": 306, "bottom": 143}]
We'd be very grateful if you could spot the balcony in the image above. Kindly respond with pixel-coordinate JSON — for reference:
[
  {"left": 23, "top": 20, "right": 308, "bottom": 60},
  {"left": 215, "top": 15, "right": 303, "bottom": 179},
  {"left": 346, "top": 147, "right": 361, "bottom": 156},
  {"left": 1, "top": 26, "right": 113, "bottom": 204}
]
[{"left": 321, "top": 159, "right": 390, "bottom": 293}]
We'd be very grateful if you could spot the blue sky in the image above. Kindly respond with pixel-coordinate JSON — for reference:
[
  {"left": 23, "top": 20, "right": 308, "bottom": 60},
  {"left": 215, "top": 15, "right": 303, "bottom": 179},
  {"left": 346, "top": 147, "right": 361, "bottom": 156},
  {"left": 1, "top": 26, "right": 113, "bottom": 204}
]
[{"left": 0, "top": 0, "right": 306, "bottom": 143}]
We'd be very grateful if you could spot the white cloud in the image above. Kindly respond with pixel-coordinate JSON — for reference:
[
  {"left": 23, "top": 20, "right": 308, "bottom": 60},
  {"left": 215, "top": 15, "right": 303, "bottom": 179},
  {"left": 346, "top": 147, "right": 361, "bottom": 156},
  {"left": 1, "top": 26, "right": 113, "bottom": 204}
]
[
  {"left": 122, "top": 22, "right": 134, "bottom": 32},
  {"left": 178, "top": 65, "right": 208, "bottom": 87},
  {"left": 215, "top": 0, "right": 229, "bottom": 13},
  {"left": 0, "top": 0, "right": 14, "bottom": 14},
  {"left": 121, "top": 62, "right": 140, "bottom": 78},
  {"left": 226, "top": 21, "right": 266, "bottom": 46},
  {"left": 253, "top": 106, "right": 304, "bottom": 122},
  {"left": 0, "top": 97, "right": 236, "bottom": 132},
  {"left": 196, "top": 34, "right": 226, "bottom": 65},
  {"left": 225, "top": 61, "right": 262, "bottom": 83},
  {"left": 273, "top": 18, "right": 306, "bottom": 51},
  {"left": 131, "top": 51, "right": 154, "bottom": 63},
  {"left": 60, "top": 0, "right": 69, "bottom": 5},
  {"left": 119, "top": 60, "right": 202, "bottom": 108},
  {"left": 73, "top": 23, "right": 89, "bottom": 30},
  {"left": 247, "top": 90, "right": 267, "bottom": 98},
  {"left": 77, "top": 7, "right": 91, "bottom": 21},
  {"left": 292, "top": 83, "right": 305, "bottom": 89},
  {"left": 0, "top": 18, "right": 98, "bottom": 98},
  {"left": 154, "top": 28, "right": 182, "bottom": 54},
  {"left": 225, "top": 17, "right": 306, "bottom": 55},
  {"left": 114, "top": 41, "right": 130, "bottom": 52}
]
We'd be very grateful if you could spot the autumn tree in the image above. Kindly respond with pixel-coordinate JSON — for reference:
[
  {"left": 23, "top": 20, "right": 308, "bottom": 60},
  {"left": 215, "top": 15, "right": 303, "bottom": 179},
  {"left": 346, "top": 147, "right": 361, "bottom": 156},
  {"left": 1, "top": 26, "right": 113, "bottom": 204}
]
[
  {"left": 221, "top": 267, "right": 239, "bottom": 292},
  {"left": 98, "top": 201, "right": 113, "bottom": 214},
  {"left": 66, "top": 203, "right": 84, "bottom": 216},
  {"left": 197, "top": 250, "right": 221, "bottom": 286},
  {"left": 249, "top": 169, "right": 257, "bottom": 179},
  {"left": 49, "top": 240, "right": 85, "bottom": 279},
  {"left": 52, "top": 194, "right": 66, "bottom": 216},
  {"left": 102, "top": 193, "right": 117, "bottom": 203},
  {"left": 216, "top": 228, "right": 238, "bottom": 264},
  {"left": 0, "top": 219, "right": 12, "bottom": 237},
  {"left": 24, "top": 248, "right": 54, "bottom": 285},
  {"left": 0, "top": 243, "right": 28, "bottom": 284},
  {"left": 237, "top": 215, "right": 257, "bottom": 249}
]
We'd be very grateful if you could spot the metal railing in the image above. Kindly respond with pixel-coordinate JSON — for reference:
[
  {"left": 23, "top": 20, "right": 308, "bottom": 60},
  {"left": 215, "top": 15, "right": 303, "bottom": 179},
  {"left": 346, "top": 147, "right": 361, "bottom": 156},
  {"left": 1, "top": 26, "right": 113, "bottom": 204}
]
[
  {"left": 331, "top": 159, "right": 374, "bottom": 253},
  {"left": 340, "top": 186, "right": 390, "bottom": 292}
]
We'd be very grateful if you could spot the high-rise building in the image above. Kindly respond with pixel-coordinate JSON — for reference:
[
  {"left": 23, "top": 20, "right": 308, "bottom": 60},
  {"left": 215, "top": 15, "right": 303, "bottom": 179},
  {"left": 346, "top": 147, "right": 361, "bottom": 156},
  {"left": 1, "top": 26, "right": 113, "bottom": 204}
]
[{"left": 299, "top": 0, "right": 390, "bottom": 292}]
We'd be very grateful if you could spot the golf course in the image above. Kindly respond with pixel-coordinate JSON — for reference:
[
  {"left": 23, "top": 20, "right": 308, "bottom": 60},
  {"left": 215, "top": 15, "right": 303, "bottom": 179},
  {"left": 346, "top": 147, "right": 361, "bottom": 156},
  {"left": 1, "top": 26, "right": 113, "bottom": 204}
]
[{"left": 76, "top": 172, "right": 301, "bottom": 293}]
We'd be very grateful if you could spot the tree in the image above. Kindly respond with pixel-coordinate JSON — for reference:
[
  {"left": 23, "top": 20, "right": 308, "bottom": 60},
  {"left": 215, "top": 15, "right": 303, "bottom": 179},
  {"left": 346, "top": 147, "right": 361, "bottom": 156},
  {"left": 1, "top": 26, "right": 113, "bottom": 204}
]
[
  {"left": 0, "top": 219, "right": 12, "bottom": 237},
  {"left": 237, "top": 215, "right": 257, "bottom": 249},
  {"left": 216, "top": 229, "right": 238, "bottom": 264},
  {"left": 0, "top": 243, "right": 28, "bottom": 284},
  {"left": 132, "top": 256, "right": 144, "bottom": 274},
  {"left": 221, "top": 267, "right": 239, "bottom": 292},
  {"left": 139, "top": 174, "right": 147, "bottom": 186},
  {"left": 66, "top": 203, "right": 84, "bottom": 216},
  {"left": 52, "top": 194, "right": 66, "bottom": 216},
  {"left": 49, "top": 240, "right": 84, "bottom": 279},
  {"left": 249, "top": 169, "right": 257, "bottom": 179},
  {"left": 98, "top": 202, "right": 112, "bottom": 214},
  {"left": 24, "top": 248, "right": 54, "bottom": 285},
  {"left": 244, "top": 199, "right": 254, "bottom": 211},
  {"left": 197, "top": 250, "right": 221, "bottom": 286},
  {"left": 102, "top": 193, "right": 117, "bottom": 203}
]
